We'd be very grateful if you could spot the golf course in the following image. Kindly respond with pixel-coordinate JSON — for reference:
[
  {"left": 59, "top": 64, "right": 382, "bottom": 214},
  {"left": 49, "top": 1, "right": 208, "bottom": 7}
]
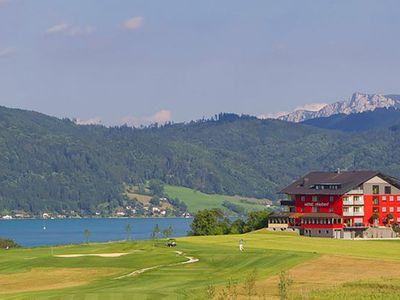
[{"left": 2, "top": 230, "right": 400, "bottom": 299}]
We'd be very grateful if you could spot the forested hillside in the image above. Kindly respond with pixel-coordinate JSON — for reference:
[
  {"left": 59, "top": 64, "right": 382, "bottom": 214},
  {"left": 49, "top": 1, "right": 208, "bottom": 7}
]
[
  {"left": 302, "top": 108, "right": 400, "bottom": 131},
  {"left": 1, "top": 106, "right": 400, "bottom": 215}
]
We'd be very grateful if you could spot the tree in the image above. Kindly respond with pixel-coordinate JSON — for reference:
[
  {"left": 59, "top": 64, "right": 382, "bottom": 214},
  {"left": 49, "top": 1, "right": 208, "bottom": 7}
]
[
  {"left": 243, "top": 211, "right": 269, "bottom": 232},
  {"left": 149, "top": 180, "right": 164, "bottom": 196},
  {"left": 151, "top": 224, "right": 161, "bottom": 240},
  {"left": 138, "top": 183, "right": 146, "bottom": 194},
  {"left": 370, "top": 213, "right": 379, "bottom": 226},
  {"left": 190, "top": 209, "right": 231, "bottom": 236},
  {"left": 230, "top": 219, "right": 246, "bottom": 234},
  {"left": 83, "top": 228, "right": 91, "bottom": 244},
  {"left": 163, "top": 226, "right": 173, "bottom": 239},
  {"left": 149, "top": 196, "right": 160, "bottom": 206},
  {"left": 125, "top": 223, "right": 133, "bottom": 240}
]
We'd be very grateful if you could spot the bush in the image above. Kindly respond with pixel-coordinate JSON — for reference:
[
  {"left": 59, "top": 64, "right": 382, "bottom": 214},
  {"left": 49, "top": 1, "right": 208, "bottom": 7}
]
[{"left": 0, "top": 238, "right": 20, "bottom": 249}]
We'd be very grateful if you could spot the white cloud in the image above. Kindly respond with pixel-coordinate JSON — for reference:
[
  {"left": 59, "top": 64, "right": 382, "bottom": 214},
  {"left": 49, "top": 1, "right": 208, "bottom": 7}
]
[
  {"left": 295, "top": 103, "right": 327, "bottom": 112},
  {"left": 0, "top": 47, "right": 16, "bottom": 57},
  {"left": 123, "top": 16, "right": 144, "bottom": 31},
  {"left": 46, "top": 23, "right": 95, "bottom": 36},
  {"left": 74, "top": 117, "right": 102, "bottom": 126},
  {"left": 121, "top": 110, "right": 171, "bottom": 127},
  {"left": 46, "top": 23, "right": 69, "bottom": 34}
]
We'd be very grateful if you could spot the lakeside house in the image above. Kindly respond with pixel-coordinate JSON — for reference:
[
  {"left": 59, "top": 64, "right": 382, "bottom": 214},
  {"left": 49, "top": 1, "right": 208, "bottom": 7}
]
[{"left": 268, "top": 170, "right": 400, "bottom": 238}]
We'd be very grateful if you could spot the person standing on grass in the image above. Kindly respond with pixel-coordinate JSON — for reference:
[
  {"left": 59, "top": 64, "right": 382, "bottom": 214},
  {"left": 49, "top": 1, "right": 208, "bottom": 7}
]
[{"left": 239, "top": 239, "right": 244, "bottom": 252}]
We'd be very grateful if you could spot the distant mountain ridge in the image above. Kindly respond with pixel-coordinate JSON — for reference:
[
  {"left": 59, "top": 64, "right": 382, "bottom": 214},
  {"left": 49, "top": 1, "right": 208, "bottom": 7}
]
[
  {"left": 278, "top": 92, "right": 400, "bottom": 122},
  {"left": 1, "top": 105, "right": 400, "bottom": 215},
  {"left": 302, "top": 107, "right": 400, "bottom": 132}
]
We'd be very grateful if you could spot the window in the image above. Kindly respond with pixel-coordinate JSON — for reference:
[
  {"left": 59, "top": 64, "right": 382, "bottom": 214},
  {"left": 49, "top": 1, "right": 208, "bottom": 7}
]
[
  {"left": 382, "top": 207, "right": 387, "bottom": 212},
  {"left": 397, "top": 218, "right": 400, "bottom": 223},
  {"left": 329, "top": 196, "right": 334, "bottom": 202},
  {"left": 312, "top": 196, "right": 318, "bottom": 202},
  {"left": 329, "top": 207, "right": 334, "bottom": 213},
  {"left": 318, "top": 230, "right": 321, "bottom": 234},
  {"left": 301, "top": 207, "right": 305, "bottom": 212},
  {"left": 390, "top": 196, "right": 394, "bottom": 202},
  {"left": 385, "top": 186, "right": 392, "bottom": 194},
  {"left": 354, "top": 196, "right": 360, "bottom": 201},
  {"left": 326, "top": 230, "right": 329, "bottom": 234},
  {"left": 373, "top": 197, "right": 379, "bottom": 205},
  {"left": 301, "top": 196, "right": 305, "bottom": 202},
  {"left": 312, "top": 207, "right": 319, "bottom": 213},
  {"left": 397, "top": 207, "right": 400, "bottom": 213},
  {"left": 398, "top": 196, "right": 400, "bottom": 201},
  {"left": 343, "top": 196, "right": 349, "bottom": 202},
  {"left": 382, "top": 196, "right": 387, "bottom": 201},
  {"left": 390, "top": 207, "right": 394, "bottom": 212},
  {"left": 373, "top": 185, "right": 379, "bottom": 194},
  {"left": 354, "top": 207, "right": 360, "bottom": 212},
  {"left": 373, "top": 207, "right": 379, "bottom": 213}
]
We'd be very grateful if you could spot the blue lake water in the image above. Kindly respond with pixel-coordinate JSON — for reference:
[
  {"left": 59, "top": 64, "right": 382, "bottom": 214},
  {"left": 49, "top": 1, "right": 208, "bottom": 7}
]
[{"left": 0, "top": 218, "right": 193, "bottom": 247}]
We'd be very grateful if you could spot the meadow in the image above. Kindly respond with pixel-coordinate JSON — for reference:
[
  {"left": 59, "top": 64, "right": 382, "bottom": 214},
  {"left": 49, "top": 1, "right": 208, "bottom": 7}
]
[
  {"left": 2, "top": 230, "right": 400, "bottom": 299},
  {"left": 164, "top": 185, "right": 270, "bottom": 214}
]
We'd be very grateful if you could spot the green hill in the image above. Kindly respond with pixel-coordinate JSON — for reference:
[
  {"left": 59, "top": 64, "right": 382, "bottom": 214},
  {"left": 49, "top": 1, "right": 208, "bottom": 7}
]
[
  {"left": 1, "top": 107, "right": 400, "bottom": 215},
  {"left": 164, "top": 185, "right": 271, "bottom": 214}
]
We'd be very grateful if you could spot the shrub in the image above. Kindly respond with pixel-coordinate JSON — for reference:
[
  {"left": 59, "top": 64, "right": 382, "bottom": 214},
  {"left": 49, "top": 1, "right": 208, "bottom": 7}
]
[{"left": 0, "top": 238, "right": 20, "bottom": 249}]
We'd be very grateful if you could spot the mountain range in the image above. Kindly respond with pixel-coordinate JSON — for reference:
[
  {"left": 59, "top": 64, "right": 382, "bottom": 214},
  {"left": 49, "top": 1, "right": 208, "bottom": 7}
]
[
  {"left": 1, "top": 104, "right": 400, "bottom": 215},
  {"left": 278, "top": 92, "right": 400, "bottom": 122}
]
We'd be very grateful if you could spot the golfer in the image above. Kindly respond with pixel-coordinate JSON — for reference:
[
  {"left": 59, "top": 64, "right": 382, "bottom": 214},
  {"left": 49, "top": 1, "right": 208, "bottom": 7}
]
[{"left": 239, "top": 239, "right": 244, "bottom": 252}]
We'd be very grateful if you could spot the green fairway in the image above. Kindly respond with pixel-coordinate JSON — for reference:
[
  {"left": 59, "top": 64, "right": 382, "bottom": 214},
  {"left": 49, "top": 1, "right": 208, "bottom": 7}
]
[
  {"left": 164, "top": 185, "right": 270, "bottom": 214},
  {"left": 3, "top": 230, "right": 400, "bottom": 299}
]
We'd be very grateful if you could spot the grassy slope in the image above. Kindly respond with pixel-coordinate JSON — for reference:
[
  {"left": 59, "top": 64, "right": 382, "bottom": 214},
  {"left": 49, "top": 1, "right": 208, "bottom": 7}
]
[
  {"left": 3, "top": 231, "right": 400, "bottom": 299},
  {"left": 164, "top": 185, "right": 270, "bottom": 214}
]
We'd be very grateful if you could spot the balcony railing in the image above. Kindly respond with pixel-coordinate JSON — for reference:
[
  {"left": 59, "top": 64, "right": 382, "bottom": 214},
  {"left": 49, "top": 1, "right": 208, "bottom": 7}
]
[
  {"left": 353, "top": 211, "right": 364, "bottom": 216},
  {"left": 347, "top": 189, "right": 364, "bottom": 195},
  {"left": 343, "top": 199, "right": 354, "bottom": 205},
  {"left": 343, "top": 211, "right": 354, "bottom": 216},
  {"left": 353, "top": 199, "right": 364, "bottom": 205}
]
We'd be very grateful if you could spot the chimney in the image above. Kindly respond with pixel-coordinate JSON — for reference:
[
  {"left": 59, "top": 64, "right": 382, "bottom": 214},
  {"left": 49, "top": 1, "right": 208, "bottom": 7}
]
[{"left": 336, "top": 168, "right": 341, "bottom": 174}]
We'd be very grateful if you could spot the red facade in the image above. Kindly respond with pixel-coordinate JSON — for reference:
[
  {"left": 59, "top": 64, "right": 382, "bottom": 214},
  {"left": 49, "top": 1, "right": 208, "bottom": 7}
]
[{"left": 287, "top": 191, "right": 400, "bottom": 228}]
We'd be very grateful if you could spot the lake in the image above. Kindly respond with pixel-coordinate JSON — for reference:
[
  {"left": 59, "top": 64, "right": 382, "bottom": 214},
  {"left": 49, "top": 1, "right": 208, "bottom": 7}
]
[{"left": 0, "top": 218, "right": 193, "bottom": 247}]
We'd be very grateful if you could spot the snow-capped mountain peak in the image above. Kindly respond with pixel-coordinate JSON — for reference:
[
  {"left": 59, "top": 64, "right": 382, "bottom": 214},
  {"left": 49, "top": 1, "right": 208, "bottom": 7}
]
[{"left": 277, "top": 92, "right": 400, "bottom": 122}]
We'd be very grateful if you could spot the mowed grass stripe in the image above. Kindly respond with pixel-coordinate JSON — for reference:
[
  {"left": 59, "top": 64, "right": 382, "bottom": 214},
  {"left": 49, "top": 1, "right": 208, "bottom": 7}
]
[{"left": 3, "top": 230, "right": 400, "bottom": 299}]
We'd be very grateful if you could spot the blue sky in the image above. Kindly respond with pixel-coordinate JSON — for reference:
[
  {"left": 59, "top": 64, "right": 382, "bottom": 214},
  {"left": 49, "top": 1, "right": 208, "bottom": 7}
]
[{"left": 0, "top": 0, "right": 399, "bottom": 125}]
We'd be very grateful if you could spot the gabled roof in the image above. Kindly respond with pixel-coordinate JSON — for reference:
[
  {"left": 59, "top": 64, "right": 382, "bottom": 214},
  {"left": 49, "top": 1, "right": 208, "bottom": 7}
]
[{"left": 280, "top": 171, "right": 400, "bottom": 195}]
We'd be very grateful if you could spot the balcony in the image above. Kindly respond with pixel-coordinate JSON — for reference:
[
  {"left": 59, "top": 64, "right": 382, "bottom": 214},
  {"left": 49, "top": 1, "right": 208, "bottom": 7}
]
[
  {"left": 347, "top": 189, "right": 364, "bottom": 195},
  {"left": 343, "top": 199, "right": 353, "bottom": 205},
  {"left": 353, "top": 198, "right": 364, "bottom": 205},
  {"left": 353, "top": 211, "right": 364, "bottom": 216},
  {"left": 343, "top": 211, "right": 354, "bottom": 216}
]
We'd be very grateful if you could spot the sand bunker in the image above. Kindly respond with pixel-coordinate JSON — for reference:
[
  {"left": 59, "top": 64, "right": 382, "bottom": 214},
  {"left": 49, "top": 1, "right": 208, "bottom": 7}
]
[{"left": 55, "top": 252, "right": 129, "bottom": 258}]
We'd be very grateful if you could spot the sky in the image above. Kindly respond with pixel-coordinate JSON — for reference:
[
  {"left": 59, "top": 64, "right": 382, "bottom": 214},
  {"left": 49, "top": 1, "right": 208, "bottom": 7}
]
[{"left": 0, "top": 0, "right": 400, "bottom": 126}]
